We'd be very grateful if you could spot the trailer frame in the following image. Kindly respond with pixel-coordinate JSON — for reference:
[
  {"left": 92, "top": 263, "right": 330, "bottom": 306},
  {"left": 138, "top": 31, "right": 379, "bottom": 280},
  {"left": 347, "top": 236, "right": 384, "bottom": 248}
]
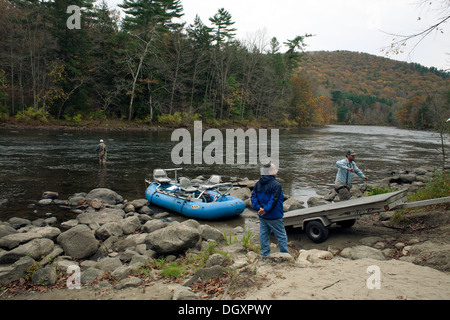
[{"left": 283, "top": 189, "right": 450, "bottom": 243}]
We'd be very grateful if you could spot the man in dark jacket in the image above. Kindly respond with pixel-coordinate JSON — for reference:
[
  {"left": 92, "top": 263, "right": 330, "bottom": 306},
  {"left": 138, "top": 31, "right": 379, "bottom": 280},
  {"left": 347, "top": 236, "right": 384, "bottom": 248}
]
[{"left": 251, "top": 162, "right": 288, "bottom": 257}]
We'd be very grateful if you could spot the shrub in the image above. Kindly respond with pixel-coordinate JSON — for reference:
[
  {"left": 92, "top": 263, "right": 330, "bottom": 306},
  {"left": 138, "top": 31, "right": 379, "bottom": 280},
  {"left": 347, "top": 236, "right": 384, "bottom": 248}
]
[
  {"left": 157, "top": 112, "right": 201, "bottom": 127},
  {"left": 367, "top": 186, "right": 393, "bottom": 196},
  {"left": 15, "top": 107, "right": 50, "bottom": 122},
  {"left": 408, "top": 170, "right": 450, "bottom": 202}
]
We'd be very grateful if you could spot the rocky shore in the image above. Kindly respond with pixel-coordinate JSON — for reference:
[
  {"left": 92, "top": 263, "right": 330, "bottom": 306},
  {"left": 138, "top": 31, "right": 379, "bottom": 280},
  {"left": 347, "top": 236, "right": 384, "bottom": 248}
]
[{"left": 0, "top": 166, "right": 449, "bottom": 300}]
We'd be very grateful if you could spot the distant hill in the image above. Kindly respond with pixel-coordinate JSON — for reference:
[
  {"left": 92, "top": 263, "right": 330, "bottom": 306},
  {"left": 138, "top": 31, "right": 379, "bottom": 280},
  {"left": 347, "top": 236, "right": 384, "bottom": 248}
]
[{"left": 298, "top": 51, "right": 450, "bottom": 125}]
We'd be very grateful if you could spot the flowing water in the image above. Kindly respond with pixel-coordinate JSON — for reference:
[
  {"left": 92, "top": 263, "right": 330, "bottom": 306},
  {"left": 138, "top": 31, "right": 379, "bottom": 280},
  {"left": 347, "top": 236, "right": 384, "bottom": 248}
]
[{"left": 0, "top": 125, "right": 445, "bottom": 225}]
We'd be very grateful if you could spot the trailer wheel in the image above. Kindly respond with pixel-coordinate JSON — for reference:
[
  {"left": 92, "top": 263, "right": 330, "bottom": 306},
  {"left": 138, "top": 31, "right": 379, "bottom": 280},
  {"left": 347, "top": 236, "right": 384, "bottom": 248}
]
[{"left": 305, "top": 220, "right": 329, "bottom": 243}]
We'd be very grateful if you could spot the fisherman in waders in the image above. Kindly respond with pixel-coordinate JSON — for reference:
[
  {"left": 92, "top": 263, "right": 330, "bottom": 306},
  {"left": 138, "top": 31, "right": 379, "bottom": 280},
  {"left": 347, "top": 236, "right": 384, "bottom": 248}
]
[
  {"left": 96, "top": 139, "right": 107, "bottom": 165},
  {"left": 335, "top": 150, "right": 368, "bottom": 201}
]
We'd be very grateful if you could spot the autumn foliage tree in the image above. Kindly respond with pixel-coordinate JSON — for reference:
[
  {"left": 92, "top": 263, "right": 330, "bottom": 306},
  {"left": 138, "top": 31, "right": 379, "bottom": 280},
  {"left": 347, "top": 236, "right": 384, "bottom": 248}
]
[
  {"left": 290, "top": 73, "right": 334, "bottom": 127},
  {"left": 396, "top": 95, "right": 429, "bottom": 128}
]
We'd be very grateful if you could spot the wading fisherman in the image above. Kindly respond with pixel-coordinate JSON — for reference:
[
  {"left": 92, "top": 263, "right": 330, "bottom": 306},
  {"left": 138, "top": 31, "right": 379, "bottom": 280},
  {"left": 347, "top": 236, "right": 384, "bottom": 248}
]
[
  {"left": 96, "top": 139, "right": 107, "bottom": 165},
  {"left": 335, "top": 150, "right": 368, "bottom": 201},
  {"left": 251, "top": 162, "right": 289, "bottom": 258}
]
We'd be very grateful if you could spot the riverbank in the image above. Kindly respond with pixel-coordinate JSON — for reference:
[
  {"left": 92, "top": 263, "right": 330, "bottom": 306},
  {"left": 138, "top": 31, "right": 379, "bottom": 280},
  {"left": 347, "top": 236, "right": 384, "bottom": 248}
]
[
  {"left": 0, "top": 168, "right": 449, "bottom": 300},
  {"left": 0, "top": 117, "right": 291, "bottom": 132}
]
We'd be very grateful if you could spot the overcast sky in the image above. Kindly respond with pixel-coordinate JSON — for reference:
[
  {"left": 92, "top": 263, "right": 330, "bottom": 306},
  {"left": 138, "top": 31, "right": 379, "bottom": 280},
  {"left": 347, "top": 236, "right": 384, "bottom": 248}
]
[{"left": 104, "top": 0, "right": 449, "bottom": 70}]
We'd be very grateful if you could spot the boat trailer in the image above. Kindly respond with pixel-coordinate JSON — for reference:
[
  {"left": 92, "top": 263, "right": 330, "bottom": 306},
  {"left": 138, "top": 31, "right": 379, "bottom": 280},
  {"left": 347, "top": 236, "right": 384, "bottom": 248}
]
[{"left": 283, "top": 189, "right": 450, "bottom": 243}]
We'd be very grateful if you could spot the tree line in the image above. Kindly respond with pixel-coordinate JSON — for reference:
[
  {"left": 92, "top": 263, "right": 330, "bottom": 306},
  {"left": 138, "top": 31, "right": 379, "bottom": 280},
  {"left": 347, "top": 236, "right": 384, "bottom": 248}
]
[{"left": 0, "top": 0, "right": 335, "bottom": 127}]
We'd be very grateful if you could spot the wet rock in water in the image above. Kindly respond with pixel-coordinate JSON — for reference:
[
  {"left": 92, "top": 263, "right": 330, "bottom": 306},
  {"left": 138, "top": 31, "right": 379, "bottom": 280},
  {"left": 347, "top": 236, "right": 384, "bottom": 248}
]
[
  {"left": 68, "top": 195, "right": 86, "bottom": 207},
  {"left": 38, "top": 199, "right": 53, "bottom": 205},
  {"left": 42, "top": 191, "right": 59, "bottom": 200},
  {"left": 138, "top": 205, "right": 153, "bottom": 215},
  {"left": 128, "top": 199, "right": 149, "bottom": 210},
  {"left": 8, "top": 217, "right": 31, "bottom": 229}
]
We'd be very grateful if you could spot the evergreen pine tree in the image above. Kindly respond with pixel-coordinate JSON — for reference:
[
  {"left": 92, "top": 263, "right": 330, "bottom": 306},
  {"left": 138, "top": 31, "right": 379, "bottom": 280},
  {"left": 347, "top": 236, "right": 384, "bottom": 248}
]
[{"left": 209, "top": 8, "right": 236, "bottom": 45}]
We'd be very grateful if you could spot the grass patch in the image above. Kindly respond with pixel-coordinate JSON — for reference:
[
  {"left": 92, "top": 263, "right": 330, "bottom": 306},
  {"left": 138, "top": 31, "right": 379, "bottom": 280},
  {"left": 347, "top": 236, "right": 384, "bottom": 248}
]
[
  {"left": 367, "top": 186, "right": 393, "bottom": 196},
  {"left": 136, "top": 241, "right": 229, "bottom": 280}
]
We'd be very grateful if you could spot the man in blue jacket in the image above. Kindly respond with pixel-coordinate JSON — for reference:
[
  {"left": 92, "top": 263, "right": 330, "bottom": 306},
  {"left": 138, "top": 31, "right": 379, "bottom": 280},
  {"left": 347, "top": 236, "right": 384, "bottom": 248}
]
[
  {"left": 251, "top": 162, "right": 288, "bottom": 257},
  {"left": 335, "top": 150, "right": 368, "bottom": 201}
]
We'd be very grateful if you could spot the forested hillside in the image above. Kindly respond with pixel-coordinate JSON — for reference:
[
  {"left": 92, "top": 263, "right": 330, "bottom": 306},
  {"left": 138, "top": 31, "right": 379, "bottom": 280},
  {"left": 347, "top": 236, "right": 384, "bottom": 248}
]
[
  {"left": 299, "top": 51, "right": 450, "bottom": 128},
  {"left": 0, "top": 1, "right": 448, "bottom": 129},
  {"left": 0, "top": 0, "right": 321, "bottom": 127}
]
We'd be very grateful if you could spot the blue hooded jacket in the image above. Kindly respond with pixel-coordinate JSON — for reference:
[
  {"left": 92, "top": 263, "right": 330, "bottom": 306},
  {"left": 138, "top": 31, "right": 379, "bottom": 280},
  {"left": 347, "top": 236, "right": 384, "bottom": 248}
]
[{"left": 251, "top": 175, "right": 284, "bottom": 220}]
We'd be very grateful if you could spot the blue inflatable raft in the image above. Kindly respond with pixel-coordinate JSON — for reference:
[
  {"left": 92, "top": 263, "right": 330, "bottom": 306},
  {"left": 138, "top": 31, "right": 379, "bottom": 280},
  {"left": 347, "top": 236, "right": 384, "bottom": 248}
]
[{"left": 145, "top": 169, "right": 245, "bottom": 220}]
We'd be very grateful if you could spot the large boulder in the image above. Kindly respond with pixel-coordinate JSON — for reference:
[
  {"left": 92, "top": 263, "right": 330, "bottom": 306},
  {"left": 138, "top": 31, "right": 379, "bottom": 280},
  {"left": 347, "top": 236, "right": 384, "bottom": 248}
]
[
  {"left": 229, "top": 187, "right": 251, "bottom": 200},
  {"left": 57, "top": 225, "right": 99, "bottom": 259},
  {"left": 0, "top": 232, "right": 42, "bottom": 250},
  {"left": 95, "top": 222, "right": 123, "bottom": 240},
  {"left": 146, "top": 222, "right": 201, "bottom": 254},
  {"left": 0, "top": 256, "right": 36, "bottom": 285},
  {"left": 85, "top": 188, "right": 123, "bottom": 205},
  {"left": 0, "top": 224, "right": 16, "bottom": 238},
  {"left": 0, "top": 238, "right": 54, "bottom": 264},
  {"left": 76, "top": 208, "right": 124, "bottom": 225},
  {"left": 142, "top": 219, "right": 167, "bottom": 233},
  {"left": 7, "top": 217, "right": 31, "bottom": 229},
  {"left": 283, "top": 197, "right": 305, "bottom": 211},
  {"left": 199, "top": 224, "right": 223, "bottom": 242},
  {"left": 399, "top": 174, "right": 417, "bottom": 184},
  {"left": 407, "top": 241, "right": 450, "bottom": 272}
]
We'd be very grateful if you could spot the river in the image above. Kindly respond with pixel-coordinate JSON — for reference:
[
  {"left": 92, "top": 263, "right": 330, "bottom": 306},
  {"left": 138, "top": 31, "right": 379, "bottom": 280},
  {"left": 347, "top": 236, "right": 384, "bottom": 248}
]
[{"left": 0, "top": 125, "right": 445, "bottom": 224}]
